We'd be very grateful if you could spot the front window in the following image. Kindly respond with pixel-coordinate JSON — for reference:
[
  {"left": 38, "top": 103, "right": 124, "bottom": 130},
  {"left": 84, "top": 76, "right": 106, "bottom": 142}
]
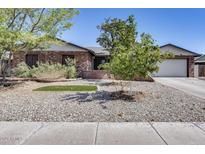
[
  {"left": 62, "top": 55, "right": 74, "bottom": 65},
  {"left": 26, "top": 54, "right": 38, "bottom": 67}
]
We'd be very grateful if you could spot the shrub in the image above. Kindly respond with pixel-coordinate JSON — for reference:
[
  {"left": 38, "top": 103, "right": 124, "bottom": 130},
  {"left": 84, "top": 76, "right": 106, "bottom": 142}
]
[
  {"left": 13, "top": 62, "right": 32, "bottom": 78},
  {"left": 31, "top": 62, "right": 68, "bottom": 79},
  {"left": 13, "top": 58, "right": 77, "bottom": 79},
  {"left": 65, "top": 58, "right": 77, "bottom": 78},
  {"left": 66, "top": 66, "right": 76, "bottom": 78}
]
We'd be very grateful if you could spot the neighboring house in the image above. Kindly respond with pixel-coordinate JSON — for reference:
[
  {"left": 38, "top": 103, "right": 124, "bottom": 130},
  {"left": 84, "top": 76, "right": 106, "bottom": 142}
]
[
  {"left": 11, "top": 40, "right": 200, "bottom": 79},
  {"left": 195, "top": 55, "right": 205, "bottom": 77},
  {"left": 153, "top": 44, "right": 200, "bottom": 77}
]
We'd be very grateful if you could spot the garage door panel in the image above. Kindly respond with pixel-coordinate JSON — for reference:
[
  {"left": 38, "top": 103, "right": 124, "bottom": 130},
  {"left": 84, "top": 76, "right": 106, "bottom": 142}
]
[{"left": 153, "top": 59, "right": 187, "bottom": 77}]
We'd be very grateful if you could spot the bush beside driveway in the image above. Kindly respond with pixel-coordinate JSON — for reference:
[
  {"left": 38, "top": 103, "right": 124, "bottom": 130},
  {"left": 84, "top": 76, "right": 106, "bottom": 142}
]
[{"left": 0, "top": 80, "right": 205, "bottom": 122}]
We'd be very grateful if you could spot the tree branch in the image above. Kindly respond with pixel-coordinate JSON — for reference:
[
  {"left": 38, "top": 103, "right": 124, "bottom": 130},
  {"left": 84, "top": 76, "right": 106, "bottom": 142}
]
[
  {"left": 18, "top": 13, "right": 27, "bottom": 31},
  {"left": 49, "top": 19, "right": 60, "bottom": 33},
  {"left": 7, "top": 9, "right": 21, "bottom": 29},
  {"left": 30, "top": 8, "right": 45, "bottom": 32}
]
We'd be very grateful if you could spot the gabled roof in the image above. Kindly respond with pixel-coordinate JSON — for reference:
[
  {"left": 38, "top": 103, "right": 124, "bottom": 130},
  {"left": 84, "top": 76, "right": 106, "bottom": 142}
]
[
  {"left": 55, "top": 38, "right": 89, "bottom": 52},
  {"left": 32, "top": 39, "right": 201, "bottom": 57},
  {"left": 32, "top": 38, "right": 95, "bottom": 56},
  {"left": 55, "top": 38, "right": 96, "bottom": 55},
  {"left": 195, "top": 55, "right": 205, "bottom": 63},
  {"left": 55, "top": 39, "right": 110, "bottom": 56},
  {"left": 160, "top": 43, "right": 201, "bottom": 56},
  {"left": 88, "top": 44, "right": 201, "bottom": 57}
]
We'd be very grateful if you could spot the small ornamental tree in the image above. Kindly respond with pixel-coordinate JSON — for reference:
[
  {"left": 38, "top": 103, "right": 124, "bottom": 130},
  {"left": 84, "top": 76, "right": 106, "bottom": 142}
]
[
  {"left": 102, "top": 33, "right": 172, "bottom": 79},
  {"left": 0, "top": 8, "right": 79, "bottom": 85},
  {"left": 98, "top": 16, "right": 172, "bottom": 91}
]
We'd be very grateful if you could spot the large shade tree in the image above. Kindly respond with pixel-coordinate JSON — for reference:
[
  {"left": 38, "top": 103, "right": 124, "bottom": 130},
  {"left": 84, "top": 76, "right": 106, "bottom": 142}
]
[
  {"left": 0, "top": 8, "right": 79, "bottom": 84},
  {"left": 97, "top": 15, "right": 137, "bottom": 56},
  {"left": 98, "top": 15, "right": 172, "bottom": 86}
]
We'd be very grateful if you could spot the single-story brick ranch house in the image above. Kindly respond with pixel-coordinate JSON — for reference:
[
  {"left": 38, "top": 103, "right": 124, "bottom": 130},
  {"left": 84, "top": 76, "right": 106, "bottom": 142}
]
[{"left": 10, "top": 39, "right": 201, "bottom": 79}]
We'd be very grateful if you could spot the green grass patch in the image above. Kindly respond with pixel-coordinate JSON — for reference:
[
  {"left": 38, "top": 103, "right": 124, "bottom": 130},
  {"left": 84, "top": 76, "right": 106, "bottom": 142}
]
[{"left": 33, "top": 85, "right": 97, "bottom": 92}]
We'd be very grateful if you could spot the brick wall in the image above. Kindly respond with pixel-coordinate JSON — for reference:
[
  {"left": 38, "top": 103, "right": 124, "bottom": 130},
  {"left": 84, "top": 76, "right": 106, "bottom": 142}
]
[
  {"left": 82, "top": 70, "right": 111, "bottom": 79},
  {"left": 12, "top": 52, "right": 196, "bottom": 78},
  {"left": 12, "top": 51, "right": 93, "bottom": 77}
]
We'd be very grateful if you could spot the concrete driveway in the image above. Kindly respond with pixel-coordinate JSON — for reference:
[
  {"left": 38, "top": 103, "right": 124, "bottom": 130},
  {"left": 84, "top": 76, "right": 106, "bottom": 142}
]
[{"left": 154, "top": 77, "right": 205, "bottom": 100}]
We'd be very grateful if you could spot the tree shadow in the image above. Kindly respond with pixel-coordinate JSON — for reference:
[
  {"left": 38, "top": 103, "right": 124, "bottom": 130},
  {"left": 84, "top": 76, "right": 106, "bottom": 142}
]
[{"left": 60, "top": 90, "right": 136, "bottom": 104}]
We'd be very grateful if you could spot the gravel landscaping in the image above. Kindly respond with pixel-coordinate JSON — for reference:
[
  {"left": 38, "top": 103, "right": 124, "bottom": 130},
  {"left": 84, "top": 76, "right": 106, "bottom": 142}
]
[{"left": 0, "top": 80, "right": 205, "bottom": 122}]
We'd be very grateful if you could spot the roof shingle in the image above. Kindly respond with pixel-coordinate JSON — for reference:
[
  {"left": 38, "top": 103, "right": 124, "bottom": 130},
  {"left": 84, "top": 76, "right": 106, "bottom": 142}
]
[
  {"left": 195, "top": 55, "right": 205, "bottom": 63},
  {"left": 86, "top": 47, "right": 110, "bottom": 56}
]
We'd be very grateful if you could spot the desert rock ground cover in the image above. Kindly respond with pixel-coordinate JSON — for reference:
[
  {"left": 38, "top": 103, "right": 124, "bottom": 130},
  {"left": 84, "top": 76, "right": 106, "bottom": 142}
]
[{"left": 0, "top": 80, "right": 205, "bottom": 122}]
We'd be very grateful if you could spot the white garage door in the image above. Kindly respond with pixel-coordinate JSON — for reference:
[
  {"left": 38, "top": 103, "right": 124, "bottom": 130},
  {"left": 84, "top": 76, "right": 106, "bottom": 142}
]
[{"left": 153, "top": 59, "right": 187, "bottom": 77}]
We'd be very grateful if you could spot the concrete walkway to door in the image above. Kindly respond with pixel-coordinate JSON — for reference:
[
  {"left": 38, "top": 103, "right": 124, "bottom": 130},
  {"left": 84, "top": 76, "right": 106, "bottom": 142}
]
[
  {"left": 154, "top": 77, "right": 205, "bottom": 100},
  {"left": 0, "top": 122, "right": 205, "bottom": 145}
]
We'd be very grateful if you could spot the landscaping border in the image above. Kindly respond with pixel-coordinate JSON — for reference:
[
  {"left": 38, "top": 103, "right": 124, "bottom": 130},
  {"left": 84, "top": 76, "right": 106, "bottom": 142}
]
[{"left": 1, "top": 77, "right": 78, "bottom": 83}]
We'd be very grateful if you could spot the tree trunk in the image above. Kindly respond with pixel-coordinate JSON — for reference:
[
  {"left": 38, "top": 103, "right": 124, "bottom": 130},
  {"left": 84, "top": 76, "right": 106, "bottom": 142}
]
[
  {"left": 7, "top": 51, "right": 12, "bottom": 76},
  {"left": 0, "top": 52, "right": 12, "bottom": 86},
  {"left": 2, "top": 66, "right": 6, "bottom": 86},
  {"left": 120, "top": 81, "right": 124, "bottom": 91},
  {"left": 0, "top": 60, "right": 6, "bottom": 86},
  {"left": 129, "top": 81, "right": 132, "bottom": 95}
]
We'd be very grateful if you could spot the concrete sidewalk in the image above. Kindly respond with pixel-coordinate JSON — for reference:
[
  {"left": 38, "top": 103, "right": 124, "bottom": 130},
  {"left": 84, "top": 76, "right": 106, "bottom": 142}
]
[{"left": 0, "top": 122, "right": 205, "bottom": 145}]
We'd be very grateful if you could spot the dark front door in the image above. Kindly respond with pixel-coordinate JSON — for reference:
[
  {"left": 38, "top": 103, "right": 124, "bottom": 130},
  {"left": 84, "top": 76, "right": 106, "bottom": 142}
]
[
  {"left": 26, "top": 54, "right": 38, "bottom": 67},
  {"left": 94, "top": 57, "right": 107, "bottom": 70}
]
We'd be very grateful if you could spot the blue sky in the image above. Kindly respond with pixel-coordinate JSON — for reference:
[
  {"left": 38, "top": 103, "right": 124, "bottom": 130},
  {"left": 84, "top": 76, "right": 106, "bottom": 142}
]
[{"left": 62, "top": 9, "right": 205, "bottom": 54}]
